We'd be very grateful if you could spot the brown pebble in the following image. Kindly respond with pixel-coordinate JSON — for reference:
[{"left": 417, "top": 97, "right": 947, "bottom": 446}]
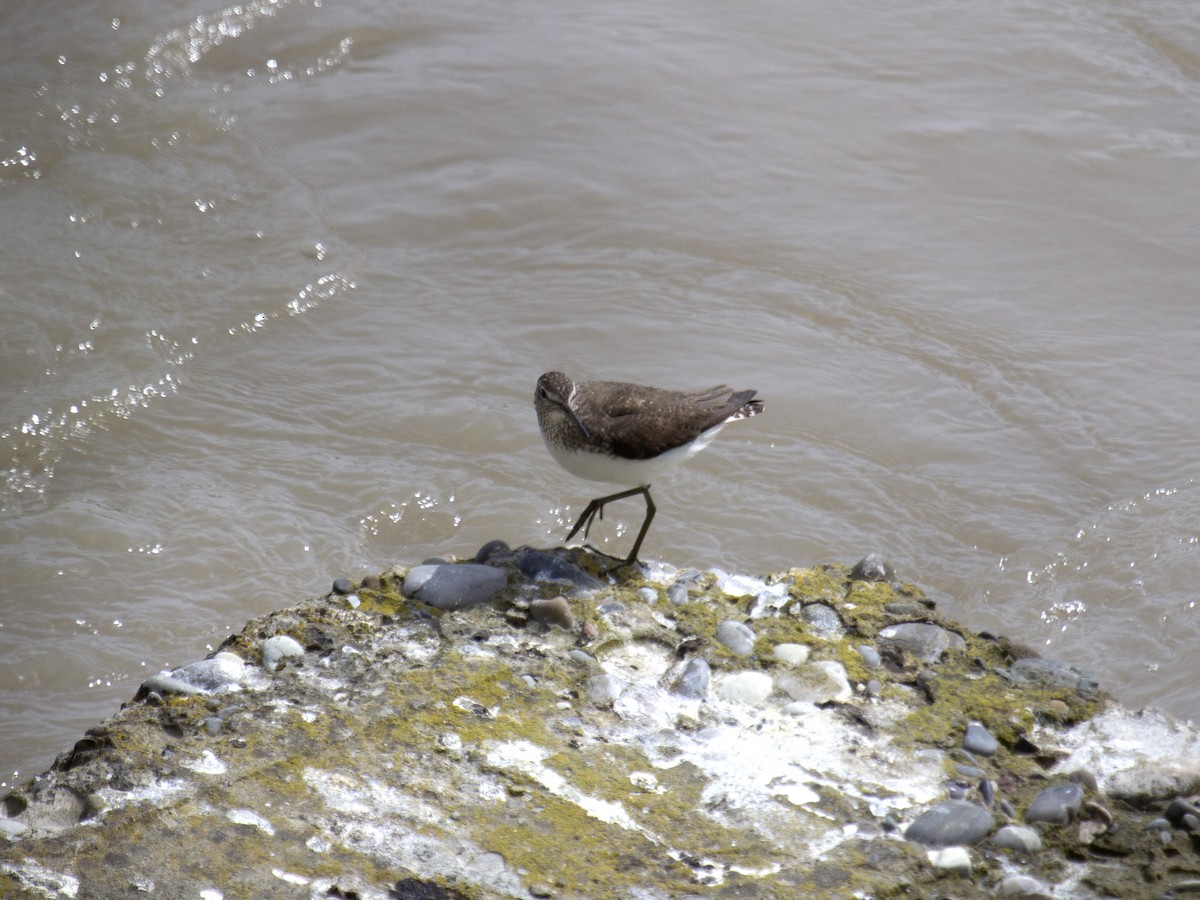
[
  {"left": 580, "top": 621, "right": 599, "bottom": 641},
  {"left": 529, "top": 596, "right": 575, "bottom": 630}
]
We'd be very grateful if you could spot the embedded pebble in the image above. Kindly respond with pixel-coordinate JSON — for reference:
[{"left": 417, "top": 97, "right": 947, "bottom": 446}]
[
  {"left": 905, "top": 799, "right": 995, "bottom": 847},
  {"left": 172, "top": 652, "right": 246, "bottom": 691},
  {"left": 331, "top": 577, "right": 354, "bottom": 595},
  {"left": 1167, "top": 797, "right": 1200, "bottom": 827},
  {"left": 865, "top": 678, "right": 883, "bottom": 698},
  {"left": 587, "top": 674, "right": 624, "bottom": 705},
  {"left": 856, "top": 645, "right": 881, "bottom": 668},
  {"left": 528, "top": 597, "right": 575, "bottom": 630},
  {"left": 261, "top": 635, "right": 305, "bottom": 673},
  {"left": 715, "top": 620, "right": 755, "bottom": 656},
  {"left": 800, "top": 603, "right": 842, "bottom": 635},
  {"left": 402, "top": 564, "right": 507, "bottom": 611},
  {"left": 772, "top": 643, "right": 810, "bottom": 666},
  {"left": 0, "top": 818, "right": 28, "bottom": 838},
  {"left": 637, "top": 587, "right": 658, "bottom": 605},
  {"left": 666, "top": 583, "right": 692, "bottom": 605},
  {"left": 746, "top": 583, "right": 789, "bottom": 618},
  {"left": 716, "top": 670, "right": 773, "bottom": 706},
  {"left": 1024, "top": 783, "right": 1084, "bottom": 824},
  {"left": 851, "top": 553, "right": 894, "bottom": 582},
  {"left": 963, "top": 722, "right": 998, "bottom": 757},
  {"left": 878, "top": 623, "right": 966, "bottom": 663},
  {"left": 992, "top": 824, "right": 1042, "bottom": 853},
  {"left": 672, "top": 657, "right": 710, "bottom": 700},
  {"left": 138, "top": 674, "right": 206, "bottom": 698},
  {"left": 518, "top": 552, "right": 601, "bottom": 590},
  {"left": 205, "top": 717, "right": 223, "bottom": 737},
  {"left": 776, "top": 661, "right": 852, "bottom": 704},
  {"left": 1009, "top": 658, "right": 1099, "bottom": 697},
  {"left": 927, "top": 846, "right": 971, "bottom": 873},
  {"left": 567, "top": 649, "right": 595, "bottom": 667},
  {"left": 997, "top": 874, "right": 1050, "bottom": 896},
  {"left": 712, "top": 569, "right": 765, "bottom": 597}
]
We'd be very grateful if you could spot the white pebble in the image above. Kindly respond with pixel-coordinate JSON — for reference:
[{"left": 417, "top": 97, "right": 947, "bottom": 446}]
[
  {"left": 772, "top": 643, "right": 810, "bottom": 666},
  {"left": 716, "top": 670, "right": 774, "bottom": 706}
]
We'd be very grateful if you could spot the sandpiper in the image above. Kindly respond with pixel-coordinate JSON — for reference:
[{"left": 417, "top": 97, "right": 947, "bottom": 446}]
[{"left": 534, "top": 371, "right": 763, "bottom": 565}]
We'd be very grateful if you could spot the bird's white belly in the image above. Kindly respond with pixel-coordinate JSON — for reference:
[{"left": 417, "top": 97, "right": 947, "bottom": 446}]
[{"left": 544, "top": 424, "right": 724, "bottom": 486}]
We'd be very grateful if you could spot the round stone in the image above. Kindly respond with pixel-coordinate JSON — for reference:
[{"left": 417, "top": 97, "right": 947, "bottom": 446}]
[
  {"left": 716, "top": 670, "right": 774, "bottom": 706},
  {"left": 851, "top": 554, "right": 894, "bottom": 582},
  {"left": 992, "top": 824, "right": 1043, "bottom": 853},
  {"left": 331, "top": 577, "right": 354, "bottom": 595},
  {"left": 1024, "top": 783, "right": 1084, "bottom": 824},
  {"left": 800, "top": 603, "right": 843, "bottom": 635},
  {"left": 997, "top": 874, "right": 1050, "bottom": 896},
  {"left": 963, "top": 722, "right": 999, "bottom": 756},
  {"left": 528, "top": 597, "right": 575, "bottom": 630},
  {"left": 905, "top": 799, "right": 995, "bottom": 847},
  {"left": 587, "top": 674, "right": 623, "bottom": 705},
  {"left": 856, "top": 644, "right": 882, "bottom": 668},
  {"left": 879, "top": 623, "right": 966, "bottom": 663},
  {"left": 772, "top": 643, "right": 810, "bottom": 666},
  {"left": 402, "top": 563, "right": 507, "bottom": 611},
  {"left": 673, "top": 657, "right": 711, "bottom": 700},
  {"left": 715, "top": 620, "right": 755, "bottom": 656},
  {"left": 261, "top": 635, "right": 304, "bottom": 673}
]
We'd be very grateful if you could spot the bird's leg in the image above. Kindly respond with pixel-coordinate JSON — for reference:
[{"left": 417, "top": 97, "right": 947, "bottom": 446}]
[{"left": 562, "top": 485, "right": 655, "bottom": 566}]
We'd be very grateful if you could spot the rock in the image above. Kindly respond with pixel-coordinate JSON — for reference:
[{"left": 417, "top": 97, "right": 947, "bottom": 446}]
[
  {"left": 800, "top": 603, "right": 843, "bottom": 635},
  {"left": 331, "top": 577, "right": 354, "bottom": 595},
  {"left": 666, "top": 583, "right": 692, "bottom": 605},
  {"left": 716, "top": 670, "right": 773, "bottom": 706},
  {"left": 997, "top": 874, "right": 1050, "bottom": 896},
  {"left": 963, "top": 722, "right": 999, "bottom": 757},
  {"left": 715, "top": 620, "right": 755, "bottom": 656},
  {"left": 137, "top": 674, "right": 205, "bottom": 698},
  {"left": 402, "top": 564, "right": 507, "bottom": 610},
  {"left": 772, "top": 643, "right": 810, "bottom": 666},
  {"left": 518, "top": 551, "right": 601, "bottom": 590},
  {"left": 528, "top": 597, "right": 575, "bottom": 630},
  {"left": 1024, "top": 783, "right": 1084, "bottom": 824},
  {"left": 1165, "top": 797, "right": 1200, "bottom": 827},
  {"left": 587, "top": 674, "right": 623, "bottom": 705},
  {"left": 636, "top": 587, "right": 658, "bottom": 605},
  {"left": 1009, "top": 658, "right": 1099, "bottom": 697},
  {"left": 747, "top": 583, "right": 789, "bottom": 618},
  {"left": 777, "top": 661, "right": 852, "bottom": 704},
  {"left": 712, "top": 569, "right": 765, "bottom": 597},
  {"left": 992, "top": 824, "right": 1042, "bottom": 853},
  {"left": 261, "top": 635, "right": 305, "bottom": 673},
  {"left": 927, "top": 846, "right": 971, "bottom": 872},
  {"left": 905, "top": 799, "right": 995, "bottom": 847},
  {"left": 851, "top": 554, "right": 894, "bottom": 582},
  {"left": 856, "top": 645, "right": 881, "bottom": 668},
  {"left": 171, "top": 652, "right": 245, "bottom": 691},
  {"left": 672, "top": 657, "right": 710, "bottom": 700},
  {"left": 878, "top": 623, "right": 966, "bottom": 663}
]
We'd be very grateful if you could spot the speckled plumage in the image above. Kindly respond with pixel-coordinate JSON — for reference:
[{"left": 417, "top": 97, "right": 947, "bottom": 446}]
[{"left": 534, "top": 371, "right": 763, "bottom": 564}]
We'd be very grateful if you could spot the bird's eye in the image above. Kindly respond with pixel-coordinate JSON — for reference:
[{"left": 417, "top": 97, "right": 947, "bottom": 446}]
[{"left": 538, "top": 387, "right": 548, "bottom": 400}]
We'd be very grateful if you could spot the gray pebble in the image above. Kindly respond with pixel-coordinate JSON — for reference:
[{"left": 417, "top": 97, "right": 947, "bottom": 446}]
[
  {"left": 402, "top": 564, "right": 507, "bottom": 611},
  {"left": 637, "top": 587, "right": 658, "bottom": 605},
  {"left": 956, "top": 764, "right": 984, "bottom": 779},
  {"left": 850, "top": 553, "right": 894, "bottom": 582},
  {"left": 261, "top": 635, "right": 304, "bottom": 673},
  {"left": 905, "top": 799, "right": 995, "bottom": 847},
  {"left": 996, "top": 874, "right": 1050, "bottom": 897},
  {"left": 856, "top": 645, "right": 881, "bottom": 668},
  {"left": 1166, "top": 797, "right": 1200, "bottom": 826},
  {"left": 138, "top": 674, "right": 205, "bottom": 698},
  {"left": 878, "top": 622, "right": 966, "bottom": 663},
  {"left": 587, "top": 674, "right": 624, "bottom": 705},
  {"left": 715, "top": 620, "right": 755, "bottom": 656},
  {"left": 865, "top": 678, "right": 883, "bottom": 698},
  {"left": 528, "top": 597, "right": 575, "bottom": 630},
  {"left": 667, "top": 582, "right": 692, "bottom": 606},
  {"left": 171, "top": 652, "right": 245, "bottom": 691},
  {"left": 331, "top": 577, "right": 354, "bottom": 595},
  {"left": 518, "top": 551, "right": 601, "bottom": 590},
  {"left": 567, "top": 649, "right": 595, "bottom": 667},
  {"left": 800, "top": 603, "right": 843, "bottom": 635},
  {"left": 672, "top": 657, "right": 711, "bottom": 700},
  {"left": 963, "top": 722, "right": 999, "bottom": 756},
  {"left": 1008, "top": 658, "right": 1099, "bottom": 697},
  {"left": 1024, "top": 783, "right": 1084, "bottom": 824},
  {"left": 205, "top": 717, "right": 223, "bottom": 737},
  {"left": 992, "top": 824, "right": 1043, "bottom": 853}
]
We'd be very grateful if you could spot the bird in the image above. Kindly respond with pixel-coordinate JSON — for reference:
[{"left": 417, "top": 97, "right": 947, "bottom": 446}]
[{"left": 533, "top": 371, "right": 763, "bottom": 565}]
